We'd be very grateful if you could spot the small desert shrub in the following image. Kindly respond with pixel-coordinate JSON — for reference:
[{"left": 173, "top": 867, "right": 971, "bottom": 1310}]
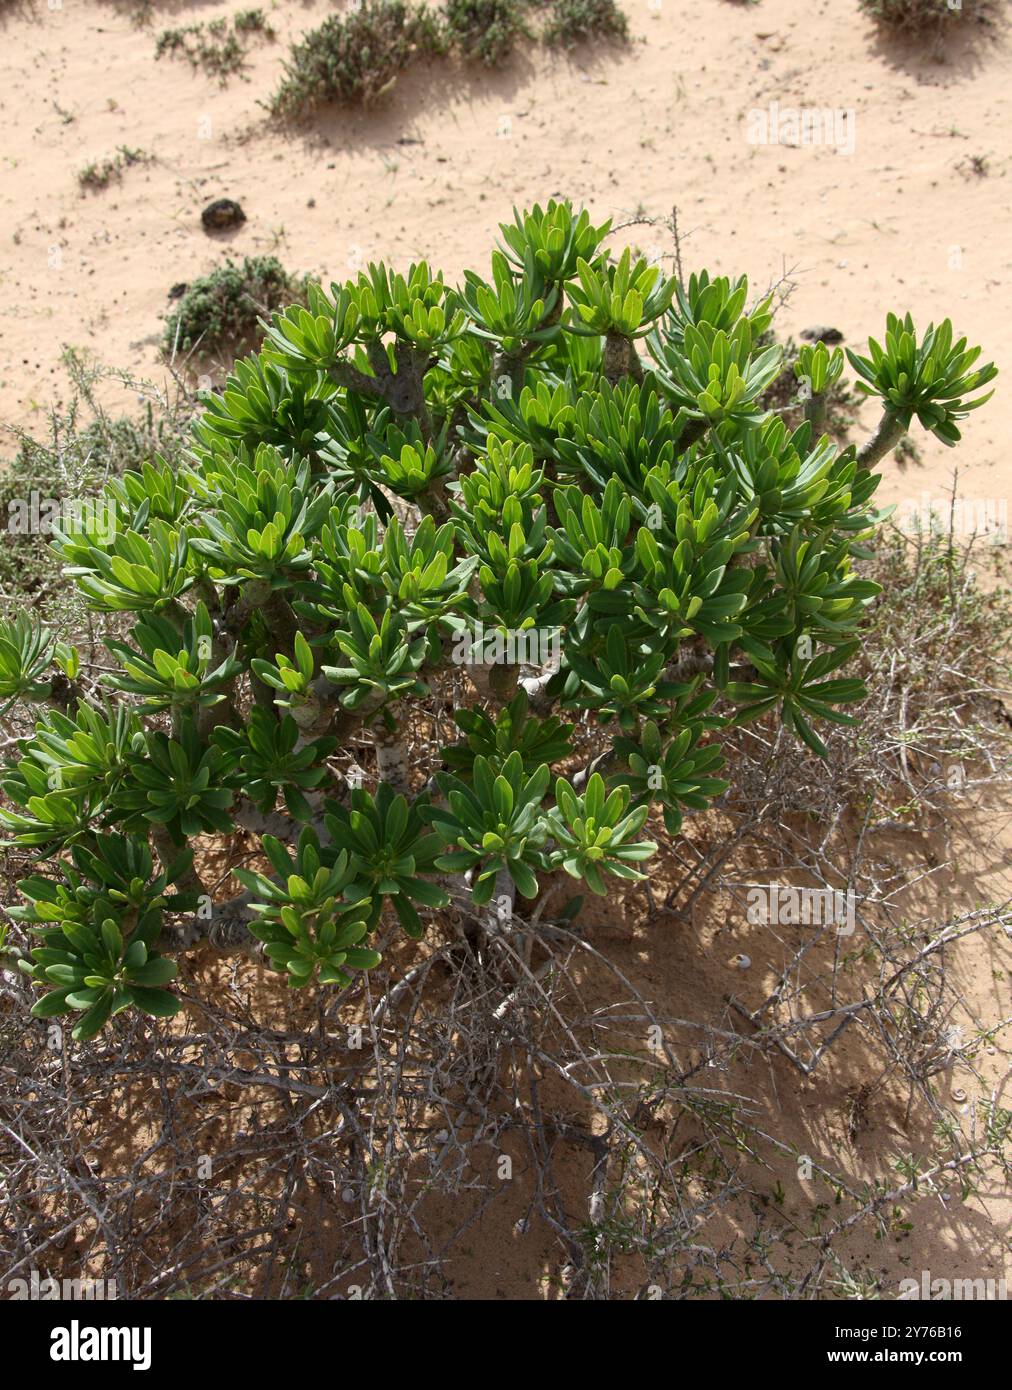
[
  {"left": 233, "top": 7, "right": 273, "bottom": 36},
  {"left": 543, "top": 0, "right": 628, "bottom": 46},
  {"left": 0, "top": 443, "right": 76, "bottom": 604},
  {"left": 155, "top": 10, "right": 275, "bottom": 82},
  {"left": 443, "top": 0, "right": 531, "bottom": 64},
  {"left": 78, "top": 146, "right": 151, "bottom": 193},
  {"left": 957, "top": 151, "right": 990, "bottom": 178},
  {"left": 0, "top": 359, "right": 188, "bottom": 609},
  {"left": 271, "top": 0, "right": 627, "bottom": 115},
  {"left": 859, "top": 0, "right": 985, "bottom": 31},
  {"left": 163, "top": 256, "right": 303, "bottom": 356},
  {"left": 270, "top": 1, "right": 444, "bottom": 115}
]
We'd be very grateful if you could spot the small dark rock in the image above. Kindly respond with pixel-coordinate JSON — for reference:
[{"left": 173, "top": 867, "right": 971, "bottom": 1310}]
[
  {"left": 800, "top": 325, "right": 844, "bottom": 344},
  {"left": 167, "top": 282, "right": 188, "bottom": 301},
  {"left": 201, "top": 198, "right": 246, "bottom": 232}
]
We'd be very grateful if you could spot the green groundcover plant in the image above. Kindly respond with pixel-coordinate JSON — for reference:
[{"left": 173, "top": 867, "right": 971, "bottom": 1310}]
[{"left": 0, "top": 202, "right": 996, "bottom": 1040}]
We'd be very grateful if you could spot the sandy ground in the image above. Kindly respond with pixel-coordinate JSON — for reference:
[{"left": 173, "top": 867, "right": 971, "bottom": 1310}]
[
  {"left": 0, "top": 0, "right": 1010, "bottom": 1300},
  {"left": 1, "top": 0, "right": 1009, "bottom": 523}
]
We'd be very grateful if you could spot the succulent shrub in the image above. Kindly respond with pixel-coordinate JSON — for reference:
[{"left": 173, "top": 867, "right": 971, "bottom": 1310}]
[{"left": 0, "top": 201, "right": 995, "bottom": 1041}]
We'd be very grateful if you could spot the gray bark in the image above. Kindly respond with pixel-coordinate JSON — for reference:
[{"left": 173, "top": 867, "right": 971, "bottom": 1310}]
[{"left": 857, "top": 410, "right": 907, "bottom": 468}]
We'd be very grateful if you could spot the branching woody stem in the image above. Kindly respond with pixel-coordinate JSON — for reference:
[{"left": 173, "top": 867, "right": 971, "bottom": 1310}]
[{"left": 857, "top": 409, "right": 906, "bottom": 468}]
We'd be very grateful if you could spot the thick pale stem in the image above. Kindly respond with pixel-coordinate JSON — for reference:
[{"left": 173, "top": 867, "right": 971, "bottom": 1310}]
[
  {"left": 150, "top": 824, "right": 207, "bottom": 897},
  {"left": 263, "top": 592, "right": 300, "bottom": 659},
  {"left": 222, "top": 579, "right": 272, "bottom": 639},
  {"left": 603, "top": 332, "right": 637, "bottom": 386},
  {"left": 571, "top": 748, "right": 622, "bottom": 793},
  {"left": 372, "top": 705, "right": 411, "bottom": 794},
  {"left": 467, "top": 661, "right": 494, "bottom": 701},
  {"left": 366, "top": 340, "right": 432, "bottom": 440},
  {"left": 662, "top": 649, "right": 714, "bottom": 683},
  {"left": 163, "top": 889, "right": 260, "bottom": 955},
  {"left": 519, "top": 668, "right": 558, "bottom": 714},
  {"left": 331, "top": 685, "right": 386, "bottom": 741},
  {"left": 289, "top": 675, "right": 344, "bottom": 748},
  {"left": 417, "top": 478, "right": 451, "bottom": 525},
  {"left": 491, "top": 350, "right": 527, "bottom": 400},
  {"left": 330, "top": 361, "right": 385, "bottom": 402},
  {"left": 467, "top": 660, "right": 520, "bottom": 705},
  {"left": 488, "top": 866, "right": 517, "bottom": 938},
  {"left": 234, "top": 796, "right": 330, "bottom": 843},
  {"left": 490, "top": 662, "right": 520, "bottom": 703},
  {"left": 197, "top": 699, "right": 239, "bottom": 740},
  {"left": 857, "top": 410, "right": 906, "bottom": 468},
  {"left": 490, "top": 295, "right": 563, "bottom": 403}
]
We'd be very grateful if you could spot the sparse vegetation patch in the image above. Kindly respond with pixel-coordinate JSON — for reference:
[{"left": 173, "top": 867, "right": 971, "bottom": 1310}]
[
  {"left": 859, "top": 0, "right": 987, "bottom": 32},
  {"left": 155, "top": 9, "right": 275, "bottom": 83},
  {"left": 162, "top": 256, "right": 304, "bottom": 357},
  {"left": 270, "top": 1, "right": 444, "bottom": 115},
  {"left": 0, "top": 352, "right": 189, "bottom": 614},
  {"left": 443, "top": 0, "right": 531, "bottom": 65},
  {"left": 77, "top": 146, "right": 151, "bottom": 193},
  {"left": 543, "top": 0, "right": 628, "bottom": 48},
  {"left": 270, "top": 0, "right": 629, "bottom": 116}
]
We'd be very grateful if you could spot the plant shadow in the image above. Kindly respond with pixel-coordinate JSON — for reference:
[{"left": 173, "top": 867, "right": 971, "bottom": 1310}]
[
  {"left": 861, "top": 3, "right": 1008, "bottom": 83},
  {"left": 263, "top": 37, "right": 632, "bottom": 158}
]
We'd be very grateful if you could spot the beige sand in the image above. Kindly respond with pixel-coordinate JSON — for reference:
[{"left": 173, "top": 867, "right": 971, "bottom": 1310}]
[{"left": 1, "top": 0, "right": 1008, "bottom": 527}]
